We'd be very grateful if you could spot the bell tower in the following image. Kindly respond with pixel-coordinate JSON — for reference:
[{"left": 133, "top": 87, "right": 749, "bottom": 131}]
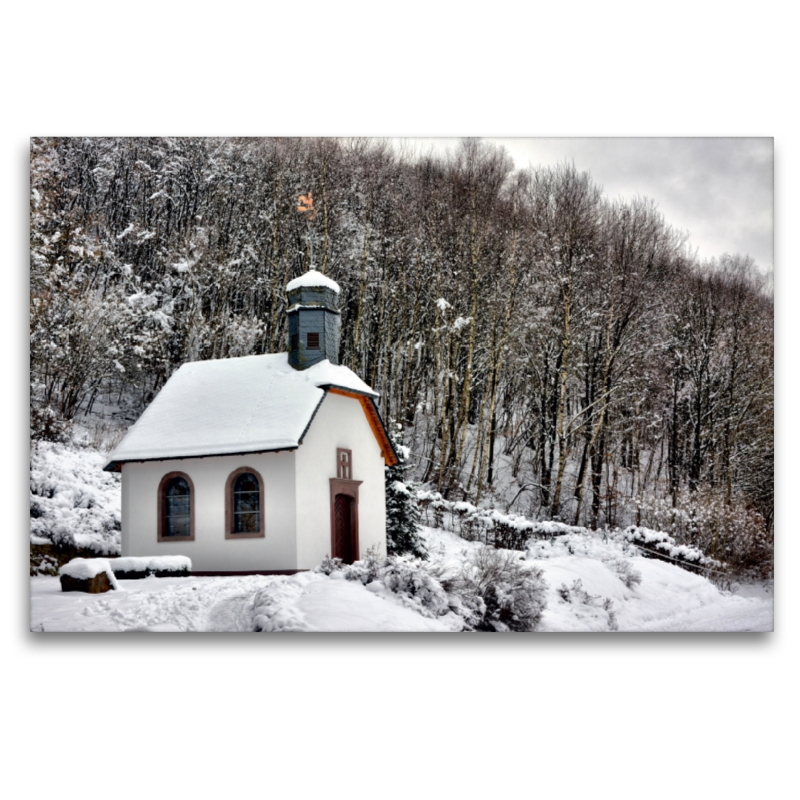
[{"left": 286, "top": 269, "right": 341, "bottom": 370}]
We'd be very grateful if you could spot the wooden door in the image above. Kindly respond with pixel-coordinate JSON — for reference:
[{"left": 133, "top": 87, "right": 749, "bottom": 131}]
[{"left": 333, "top": 494, "right": 354, "bottom": 564}]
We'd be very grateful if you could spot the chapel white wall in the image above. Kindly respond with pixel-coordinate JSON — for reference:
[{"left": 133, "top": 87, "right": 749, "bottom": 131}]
[
  {"left": 121, "top": 451, "right": 297, "bottom": 572},
  {"left": 294, "top": 391, "right": 388, "bottom": 569}
]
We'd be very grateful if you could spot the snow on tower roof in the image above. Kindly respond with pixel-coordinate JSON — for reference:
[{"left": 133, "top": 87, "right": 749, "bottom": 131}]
[
  {"left": 286, "top": 268, "right": 340, "bottom": 294},
  {"left": 104, "top": 353, "right": 377, "bottom": 469}
]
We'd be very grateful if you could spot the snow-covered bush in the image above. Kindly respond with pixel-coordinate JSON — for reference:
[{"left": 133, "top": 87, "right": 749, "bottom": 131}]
[
  {"left": 30, "top": 438, "right": 121, "bottom": 555},
  {"left": 316, "top": 555, "right": 344, "bottom": 576},
  {"left": 441, "top": 546, "right": 549, "bottom": 632},
  {"left": 492, "top": 516, "right": 532, "bottom": 551},
  {"left": 637, "top": 490, "right": 773, "bottom": 581},
  {"left": 460, "top": 511, "right": 491, "bottom": 543},
  {"left": 415, "top": 489, "right": 582, "bottom": 550},
  {"left": 623, "top": 526, "right": 723, "bottom": 573},
  {"left": 337, "top": 547, "right": 386, "bottom": 586},
  {"left": 385, "top": 424, "right": 427, "bottom": 559},
  {"left": 556, "top": 578, "right": 618, "bottom": 631},
  {"left": 30, "top": 394, "right": 70, "bottom": 444},
  {"left": 314, "top": 546, "right": 547, "bottom": 631},
  {"left": 30, "top": 548, "right": 60, "bottom": 576},
  {"left": 379, "top": 558, "right": 452, "bottom": 617},
  {"left": 527, "top": 530, "right": 638, "bottom": 562},
  {"left": 606, "top": 558, "right": 643, "bottom": 589},
  {"left": 107, "top": 556, "right": 191, "bottom": 579},
  {"left": 451, "top": 501, "right": 477, "bottom": 535},
  {"left": 317, "top": 549, "right": 450, "bottom": 619},
  {"left": 417, "top": 490, "right": 446, "bottom": 530}
]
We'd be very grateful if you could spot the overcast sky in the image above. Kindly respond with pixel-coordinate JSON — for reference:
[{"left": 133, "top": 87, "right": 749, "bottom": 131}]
[{"left": 401, "top": 137, "right": 773, "bottom": 274}]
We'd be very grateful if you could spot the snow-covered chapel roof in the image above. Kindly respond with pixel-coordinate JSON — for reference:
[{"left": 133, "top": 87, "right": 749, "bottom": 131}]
[{"left": 104, "top": 353, "right": 378, "bottom": 470}]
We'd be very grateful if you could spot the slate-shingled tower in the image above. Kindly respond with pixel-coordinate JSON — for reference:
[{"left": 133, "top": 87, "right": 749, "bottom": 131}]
[{"left": 286, "top": 269, "right": 341, "bottom": 370}]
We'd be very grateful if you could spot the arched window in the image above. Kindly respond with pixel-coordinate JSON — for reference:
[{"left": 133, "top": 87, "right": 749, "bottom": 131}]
[
  {"left": 157, "top": 472, "right": 195, "bottom": 542},
  {"left": 225, "top": 467, "right": 265, "bottom": 538}
]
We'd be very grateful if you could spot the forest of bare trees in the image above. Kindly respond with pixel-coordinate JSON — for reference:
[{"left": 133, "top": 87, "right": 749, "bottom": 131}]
[{"left": 29, "top": 137, "right": 773, "bottom": 572}]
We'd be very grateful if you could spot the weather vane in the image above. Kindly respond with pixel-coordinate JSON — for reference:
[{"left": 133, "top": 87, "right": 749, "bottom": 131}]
[{"left": 297, "top": 192, "right": 316, "bottom": 268}]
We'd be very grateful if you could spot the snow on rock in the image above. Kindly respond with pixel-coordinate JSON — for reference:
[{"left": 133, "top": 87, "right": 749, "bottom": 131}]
[
  {"left": 286, "top": 268, "right": 340, "bottom": 293},
  {"left": 30, "top": 439, "right": 121, "bottom": 554},
  {"left": 59, "top": 558, "right": 119, "bottom": 590},
  {"left": 105, "top": 353, "right": 376, "bottom": 466},
  {"left": 60, "top": 558, "right": 112, "bottom": 580}
]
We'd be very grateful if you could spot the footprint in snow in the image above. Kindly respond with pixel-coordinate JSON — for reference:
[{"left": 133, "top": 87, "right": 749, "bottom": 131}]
[{"left": 205, "top": 593, "right": 257, "bottom": 632}]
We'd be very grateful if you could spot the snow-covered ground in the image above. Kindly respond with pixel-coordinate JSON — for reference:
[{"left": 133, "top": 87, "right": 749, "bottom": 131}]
[
  {"left": 30, "top": 526, "right": 773, "bottom": 633},
  {"left": 31, "top": 572, "right": 451, "bottom": 633}
]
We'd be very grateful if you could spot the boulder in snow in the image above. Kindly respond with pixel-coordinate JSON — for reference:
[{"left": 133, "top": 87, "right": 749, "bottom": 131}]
[
  {"left": 60, "top": 572, "right": 114, "bottom": 594},
  {"left": 59, "top": 558, "right": 119, "bottom": 593}
]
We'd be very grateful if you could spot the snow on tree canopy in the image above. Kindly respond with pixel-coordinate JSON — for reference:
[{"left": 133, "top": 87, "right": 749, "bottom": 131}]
[
  {"left": 104, "top": 353, "right": 376, "bottom": 468},
  {"left": 286, "top": 269, "right": 340, "bottom": 294}
]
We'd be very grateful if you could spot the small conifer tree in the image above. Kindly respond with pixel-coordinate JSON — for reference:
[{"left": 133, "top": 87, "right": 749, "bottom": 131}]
[{"left": 385, "top": 423, "right": 427, "bottom": 559}]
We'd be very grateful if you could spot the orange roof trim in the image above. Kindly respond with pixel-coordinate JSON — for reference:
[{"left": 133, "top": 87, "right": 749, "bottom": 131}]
[{"left": 327, "top": 388, "right": 398, "bottom": 467}]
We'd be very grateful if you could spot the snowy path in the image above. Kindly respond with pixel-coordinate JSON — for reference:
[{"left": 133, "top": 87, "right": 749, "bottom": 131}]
[
  {"left": 621, "top": 597, "right": 774, "bottom": 632},
  {"left": 30, "top": 575, "right": 272, "bottom": 632}
]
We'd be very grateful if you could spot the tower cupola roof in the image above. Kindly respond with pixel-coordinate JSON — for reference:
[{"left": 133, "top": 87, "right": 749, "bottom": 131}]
[{"left": 286, "top": 268, "right": 340, "bottom": 294}]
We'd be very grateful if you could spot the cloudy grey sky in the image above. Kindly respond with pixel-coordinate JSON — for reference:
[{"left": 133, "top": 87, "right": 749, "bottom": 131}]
[{"left": 400, "top": 138, "right": 773, "bottom": 273}]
